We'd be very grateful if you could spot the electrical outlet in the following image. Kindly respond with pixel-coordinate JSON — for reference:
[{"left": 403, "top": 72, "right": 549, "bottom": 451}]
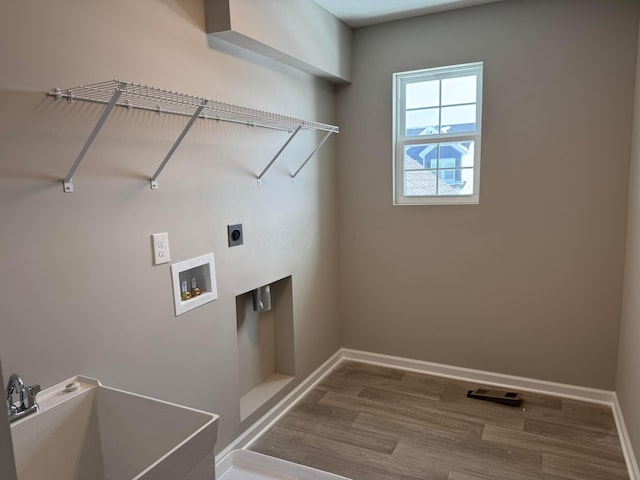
[
  {"left": 228, "top": 224, "right": 243, "bottom": 247},
  {"left": 152, "top": 232, "right": 170, "bottom": 265}
]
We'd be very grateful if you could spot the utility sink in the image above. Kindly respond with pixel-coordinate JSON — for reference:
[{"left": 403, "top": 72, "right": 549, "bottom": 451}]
[{"left": 10, "top": 376, "right": 219, "bottom": 480}]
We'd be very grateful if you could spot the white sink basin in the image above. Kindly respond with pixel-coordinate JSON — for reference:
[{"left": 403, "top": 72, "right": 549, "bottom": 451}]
[{"left": 10, "top": 376, "right": 219, "bottom": 480}]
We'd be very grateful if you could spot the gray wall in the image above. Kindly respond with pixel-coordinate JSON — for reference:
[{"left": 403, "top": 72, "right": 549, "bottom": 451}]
[
  {"left": 0, "top": 0, "right": 340, "bottom": 451},
  {"left": 0, "top": 358, "right": 17, "bottom": 480},
  {"left": 617, "top": 14, "right": 640, "bottom": 467},
  {"left": 336, "top": 0, "right": 638, "bottom": 390}
]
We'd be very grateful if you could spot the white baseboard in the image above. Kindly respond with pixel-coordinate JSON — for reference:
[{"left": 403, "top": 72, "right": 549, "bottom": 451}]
[
  {"left": 218, "top": 348, "right": 636, "bottom": 479},
  {"left": 613, "top": 394, "right": 639, "bottom": 480},
  {"left": 341, "top": 348, "right": 616, "bottom": 404}
]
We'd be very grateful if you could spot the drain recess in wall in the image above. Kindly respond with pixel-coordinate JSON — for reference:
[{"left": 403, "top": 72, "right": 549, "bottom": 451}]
[{"left": 236, "top": 276, "right": 295, "bottom": 421}]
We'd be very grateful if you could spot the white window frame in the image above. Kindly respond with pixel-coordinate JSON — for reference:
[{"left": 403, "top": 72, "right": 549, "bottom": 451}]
[{"left": 393, "top": 62, "right": 483, "bottom": 205}]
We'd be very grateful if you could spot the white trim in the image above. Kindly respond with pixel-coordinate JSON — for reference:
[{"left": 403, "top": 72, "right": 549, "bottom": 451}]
[
  {"left": 215, "top": 349, "right": 343, "bottom": 462},
  {"left": 219, "top": 348, "right": 637, "bottom": 478},
  {"left": 341, "top": 349, "right": 615, "bottom": 404},
  {"left": 613, "top": 394, "right": 640, "bottom": 480},
  {"left": 393, "top": 62, "right": 483, "bottom": 206}
]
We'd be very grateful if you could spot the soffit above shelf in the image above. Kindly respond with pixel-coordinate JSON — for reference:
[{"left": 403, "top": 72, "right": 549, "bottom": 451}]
[{"left": 204, "top": 0, "right": 352, "bottom": 84}]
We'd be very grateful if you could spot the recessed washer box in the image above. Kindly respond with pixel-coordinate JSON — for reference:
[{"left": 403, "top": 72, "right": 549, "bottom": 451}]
[{"left": 171, "top": 253, "right": 218, "bottom": 316}]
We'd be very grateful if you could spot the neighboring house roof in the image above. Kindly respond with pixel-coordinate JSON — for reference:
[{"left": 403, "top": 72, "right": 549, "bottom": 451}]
[
  {"left": 405, "top": 123, "right": 474, "bottom": 164},
  {"left": 412, "top": 142, "right": 470, "bottom": 163},
  {"left": 407, "top": 123, "right": 475, "bottom": 137},
  {"left": 404, "top": 157, "right": 459, "bottom": 196}
]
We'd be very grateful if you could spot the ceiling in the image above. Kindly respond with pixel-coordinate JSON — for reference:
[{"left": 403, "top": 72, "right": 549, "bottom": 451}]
[{"left": 312, "top": 0, "right": 504, "bottom": 28}]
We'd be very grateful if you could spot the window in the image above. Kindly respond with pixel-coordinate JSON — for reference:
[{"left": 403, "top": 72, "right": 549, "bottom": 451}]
[{"left": 393, "top": 62, "right": 483, "bottom": 205}]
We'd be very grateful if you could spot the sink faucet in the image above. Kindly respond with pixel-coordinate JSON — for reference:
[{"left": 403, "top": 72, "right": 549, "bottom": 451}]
[{"left": 6, "top": 374, "right": 40, "bottom": 423}]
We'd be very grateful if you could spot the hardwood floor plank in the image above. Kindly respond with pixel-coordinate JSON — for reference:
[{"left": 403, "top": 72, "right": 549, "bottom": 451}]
[
  {"left": 353, "top": 410, "right": 484, "bottom": 439},
  {"left": 299, "top": 387, "right": 330, "bottom": 405},
  {"left": 518, "top": 392, "right": 564, "bottom": 412},
  {"left": 280, "top": 395, "right": 361, "bottom": 434},
  {"left": 252, "top": 425, "right": 438, "bottom": 480},
  {"left": 334, "top": 361, "right": 407, "bottom": 380},
  {"left": 392, "top": 435, "right": 544, "bottom": 480},
  {"left": 317, "top": 361, "right": 406, "bottom": 396},
  {"left": 543, "top": 453, "right": 629, "bottom": 480},
  {"left": 357, "top": 386, "right": 526, "bottom": 430},
  {"left": 482, "top": 424, "right": 627, "bottom": 467},
  {"left": 314, "top": 422, "right": 399, "bottom": 454},
  {"left": 268, "top": 409, "right": 398, "bottom": 455},
  {"left": 446, "top": 470, "right": 568, "bottom": 480},
  {"left": 524, "top": 417, "right": 625, "bottom": 455},
  {"left": 401, "top": 371, "right": 475, "bottom": 394},
  {"left": 447, "top": 471, "right": 496, "bottom": 480},
  {"left": 251, "top": 427, "right": 311, "bottom": 464},
  {"left": 560, "top": 399, "right": 618, "bottom": 432},
  {"left": 522, "top": 397, "right": 618, "bottom": 434},
  {"left": 360, "top": 378, "right": 443, "bottom": 402}
]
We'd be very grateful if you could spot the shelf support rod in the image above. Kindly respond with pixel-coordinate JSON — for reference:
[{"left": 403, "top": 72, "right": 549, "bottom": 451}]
[
  {"left": 150, "top": 101, "right": 208, "bottom": 189},
  {"left": 291, "top": 131, "right": 334, "bottom": 181},
  {"left": 63, "top": 87, "right": 123, "bottom": 192},
  {"left": 257, "top": 124, "right": 303, "bottom": 185}
]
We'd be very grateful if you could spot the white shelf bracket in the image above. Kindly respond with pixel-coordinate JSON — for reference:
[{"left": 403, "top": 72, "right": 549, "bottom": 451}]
[
  {"left": 150, "top": 101, "right": 208, "bottom": 189},
  {"left": 291, "top": 131, "right": 334, "bottom": 181},
  {"left": 62, "top": 84, "right": 124, "bottom": 192},
  {"left": 257, "top": 125, "right": 303, "bottom": 185}
]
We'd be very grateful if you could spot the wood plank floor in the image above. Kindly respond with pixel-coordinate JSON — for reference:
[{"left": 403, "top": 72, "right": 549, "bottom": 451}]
[{"left": 249, "top": 361, "right": 629, "bottom": 480}]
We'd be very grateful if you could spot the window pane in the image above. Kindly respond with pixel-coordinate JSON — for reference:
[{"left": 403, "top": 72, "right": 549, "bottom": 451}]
[
  {"left": 404, "top": 170, "right": 442, "bottom": 196},
  {"left": 401, "top": 143, "right": 477, "bottom": 195},
  {"left": 403, "top": 144, "right": 431, "bottom": 169},
  {"left": 434, "top": 173, "right": 462, "bottom": 196},
  {"left": 460, "top": 141, "right": 475, "bottom": 168},
  {"left": 441, "top": 75, "right": 476, "bottom": 105},
  {"left": 440, "top": 169, "right": 456, "bottom": 180},
  {"left": 403, "top": 155, "right": 425, "bottom": 170},
  {"left": 439, "top": 142, "right": 475, "bottom": 168},
  {"left": 441, "top": 105, "right": 476, "bottom": 133},
  {"left": 404, "top": 144, "right": 437, "bottom": 170},
  {"left": 458, "top": 167, "right": 475, "bottom": 195},
  {"left": 439, "top": 157, "right": 456, "bottom": 169},
  {"left": 406, "top": 80, "right": 439, "bottom": 109},
  {"left": 405, "top": 108, "right": 439, "bottom": 136}
]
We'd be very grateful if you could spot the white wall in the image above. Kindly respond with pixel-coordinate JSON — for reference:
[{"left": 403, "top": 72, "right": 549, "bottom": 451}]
[
  {"left": 617, "top": 13, "right": 640, "bottom": 468},
  {"left": 0, "top": 0, "right": 340, "bottom": 451},
  {"left": 336, "top": 0, "right": 638, "bottom": 390}
]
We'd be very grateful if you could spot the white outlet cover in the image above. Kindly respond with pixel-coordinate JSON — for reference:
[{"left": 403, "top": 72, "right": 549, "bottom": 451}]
[{"left": 152, "top": 232, "right": 170, "bottom": 265}]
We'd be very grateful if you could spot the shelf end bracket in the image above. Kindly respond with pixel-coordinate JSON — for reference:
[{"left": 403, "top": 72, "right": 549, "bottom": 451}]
[
  {"left": 150, "top": 100, "right": 208, "bottom": 190},
  {"left": 291, "top": 131, "right": 334, "bottom": 181},
  {"left": 62, "top": 86, "right": 124, "bottom": 193},
  {"left": 256, "top": 124, "right": 303, "bottom": 185}
]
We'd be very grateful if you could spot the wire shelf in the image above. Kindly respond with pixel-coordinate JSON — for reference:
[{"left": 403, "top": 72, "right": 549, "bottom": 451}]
[
  {"left": 49, "top": 80, "right": 339, "bottom": 133},
  {"left": 47, "top": 79, "right": 339, "bottom": 191}
]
